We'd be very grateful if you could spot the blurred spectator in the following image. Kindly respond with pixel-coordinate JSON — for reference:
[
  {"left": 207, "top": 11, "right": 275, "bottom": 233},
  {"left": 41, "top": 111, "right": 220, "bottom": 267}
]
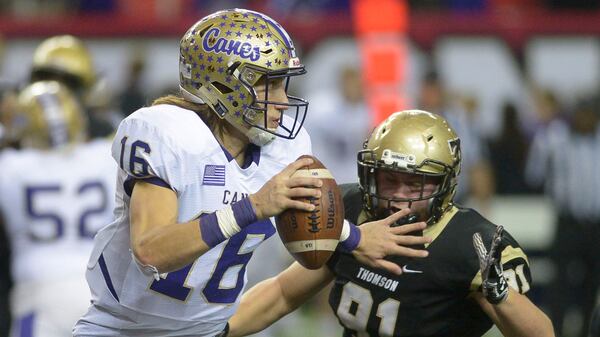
[
  {"left": 118, "top": 50, "right": 147, "bottom": 117},
  {"left": 418, "top": 71, "right": 494, "bottom": 207},
  {"left": 527, "top": 87, "right": 564, "bottom": 137},
  {"left": 526, "top": 97, "right": 600, "bottom": 337},
  {"left": 305, "top": 65, "right": 371, "bottom": 184},
  {"left": 86, "top": 77, "right": 123, "bottom": 133},
  {"left": 7, "top": 0, "right": 74, "bottom": 17},
  {"left": 488, "top": 101, "right": 533, "bottom": 194}
]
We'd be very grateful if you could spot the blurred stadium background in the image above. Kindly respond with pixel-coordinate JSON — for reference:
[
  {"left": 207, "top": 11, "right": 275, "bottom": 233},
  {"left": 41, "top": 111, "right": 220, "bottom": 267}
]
[{"left": 2, "top": 0, "right": 600, "bottom": 336}]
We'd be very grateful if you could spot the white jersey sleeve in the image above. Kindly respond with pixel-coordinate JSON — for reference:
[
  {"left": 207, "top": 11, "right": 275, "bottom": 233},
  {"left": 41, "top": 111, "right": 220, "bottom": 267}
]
[{"left": 111, "top": 115, "right": 181, "bottom": 192}]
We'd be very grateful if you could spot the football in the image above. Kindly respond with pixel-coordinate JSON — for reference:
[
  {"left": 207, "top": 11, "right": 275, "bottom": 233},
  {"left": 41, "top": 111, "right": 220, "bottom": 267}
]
[{"left": 275, "top": 155, "right": 345, "bottom": 269}]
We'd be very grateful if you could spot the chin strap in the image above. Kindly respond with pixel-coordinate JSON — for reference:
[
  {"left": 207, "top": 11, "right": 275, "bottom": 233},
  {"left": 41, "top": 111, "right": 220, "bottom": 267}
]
[{"left": 246, "top": 126, "right": 276, "bottom": 146}]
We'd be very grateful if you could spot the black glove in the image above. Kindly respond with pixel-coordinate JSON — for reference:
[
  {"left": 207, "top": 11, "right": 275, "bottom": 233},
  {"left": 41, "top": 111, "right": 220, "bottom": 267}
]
[
  {"left": 214, "top": 322, "right": 229, "bottom": 337},
  {"left": 473, "top": 225, "right": 509, "bottom": 305}
]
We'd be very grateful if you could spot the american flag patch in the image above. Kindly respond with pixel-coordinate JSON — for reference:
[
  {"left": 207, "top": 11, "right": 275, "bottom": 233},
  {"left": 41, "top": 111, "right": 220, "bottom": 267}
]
[{"left": 203, "top": 165, "right": 226, "bottom": 186}]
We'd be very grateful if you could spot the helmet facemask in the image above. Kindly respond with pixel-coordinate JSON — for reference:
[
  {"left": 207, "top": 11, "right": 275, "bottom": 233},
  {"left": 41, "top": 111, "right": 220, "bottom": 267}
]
[
  {"left": 236, "top": 65, "right": 308, "bottom": 146},
  {"left": 358, "top": 150, "right": 456, "bottom": 224}
]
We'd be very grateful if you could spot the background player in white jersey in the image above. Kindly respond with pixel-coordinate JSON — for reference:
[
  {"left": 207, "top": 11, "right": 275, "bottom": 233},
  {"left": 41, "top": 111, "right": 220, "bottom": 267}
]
[
  {"left": 226, "top": 110, "right": 553, "bottom": 337},
  {"left": 0, "top": 80, "right": 117, "bottom": 337},
  {"left": 74, "top": 8, "right": 429, "bottom": 337},
  {"left": 30, "top": 34, "right": 114, "bottom": 138}
]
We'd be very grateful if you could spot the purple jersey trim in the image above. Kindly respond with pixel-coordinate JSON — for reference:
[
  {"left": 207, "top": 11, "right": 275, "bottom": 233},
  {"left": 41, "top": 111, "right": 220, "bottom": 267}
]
[
  {"left": 98, "top": 253, "right": 120, "bottom": 302},
  {"left": 123, "top": 176, "right": 173, "bottom": 197}
]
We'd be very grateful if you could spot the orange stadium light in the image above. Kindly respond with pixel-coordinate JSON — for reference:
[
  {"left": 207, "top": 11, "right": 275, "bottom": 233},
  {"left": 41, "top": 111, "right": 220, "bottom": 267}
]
[
  {"left": 352, "top": 0, "right": 409, "bottom": 126},
  {"left": 360, "top": 36, "right": 406, "bottom": 85},
  {"left": 353, "top": 0, "right": 408, "bottom": 35}
]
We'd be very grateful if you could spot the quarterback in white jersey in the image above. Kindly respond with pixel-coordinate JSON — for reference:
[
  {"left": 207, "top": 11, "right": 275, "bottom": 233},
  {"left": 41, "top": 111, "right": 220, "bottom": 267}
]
[
  {"left": 78, "top": 104, "right": 312, "bottom": 336},
  {"left": 0, "top": 81, "right": 117, "bottom": 337},
  {"left": 75, "top": 8, "right": 421, "bottom": 337}
]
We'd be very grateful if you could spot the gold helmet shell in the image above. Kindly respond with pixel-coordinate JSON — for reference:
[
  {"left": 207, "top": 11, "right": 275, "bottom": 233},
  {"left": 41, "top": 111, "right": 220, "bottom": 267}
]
[
  {"left": 31, "top": 35, "right": 96, "bottom": 89},
  {"left": 179, "top": 8, "right": 308, "bottom": 146},
  {"left": 12, "top": 81, "right": 87, "bottom": 149},
  {"left": 358, "top": 110, "right": 461, "bottom": 223}
]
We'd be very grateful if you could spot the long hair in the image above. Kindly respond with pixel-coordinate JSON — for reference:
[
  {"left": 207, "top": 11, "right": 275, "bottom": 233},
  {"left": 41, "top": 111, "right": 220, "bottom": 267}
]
[{"left": 152, "top": 94, "right": 230, "bottom": 136}]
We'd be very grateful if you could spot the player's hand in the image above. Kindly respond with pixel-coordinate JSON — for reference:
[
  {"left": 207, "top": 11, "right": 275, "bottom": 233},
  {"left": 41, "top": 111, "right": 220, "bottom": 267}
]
[
  {"left": 473, "top": 225, "right": 509, "bottom": 304},
  {"left": 352, "top": 209, "right": 431, "bottom": 275},
  {"left": 249, "top": 157, "right": 321, "bottom": 220}
]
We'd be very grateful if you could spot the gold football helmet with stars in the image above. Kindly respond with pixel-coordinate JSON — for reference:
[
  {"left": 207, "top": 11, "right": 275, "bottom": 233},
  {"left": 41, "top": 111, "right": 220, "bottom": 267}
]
[
  {"left": 11, "top": 81, "right": 87, "bottom": 149},
  {"left": 358, "top": 110, "right": 462, "bottom": 224},
  {"left": 179, "top": 8, "right": 308, "bottom": 146},
  {"left": 31, "top": 35, "right": 96, "bottom": 89}
]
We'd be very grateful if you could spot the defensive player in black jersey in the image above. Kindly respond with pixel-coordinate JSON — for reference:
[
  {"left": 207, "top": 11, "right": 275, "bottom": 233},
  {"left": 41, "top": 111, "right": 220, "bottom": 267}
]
[{"left": 227, "top": 110, "right": 554, "bottom": 337}]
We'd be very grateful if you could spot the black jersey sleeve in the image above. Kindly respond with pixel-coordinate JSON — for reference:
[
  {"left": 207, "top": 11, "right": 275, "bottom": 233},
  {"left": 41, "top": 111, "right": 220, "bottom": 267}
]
[{"left": 340, "top": 183, "right": 362, "bottom": 225}]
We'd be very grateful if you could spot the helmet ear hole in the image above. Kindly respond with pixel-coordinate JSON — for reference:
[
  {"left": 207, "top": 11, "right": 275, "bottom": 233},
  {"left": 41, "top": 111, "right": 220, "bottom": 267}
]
[{"left": 212, "top": 82, "right": 233, "bottom": 94}]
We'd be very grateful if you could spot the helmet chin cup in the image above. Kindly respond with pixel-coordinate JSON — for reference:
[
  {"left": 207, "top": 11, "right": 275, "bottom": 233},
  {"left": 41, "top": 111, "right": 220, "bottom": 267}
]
[
  {"left": 393, "top": 213, "right": 418, "bottom": 227},
  {"left": 246, "top": 127, "right": 276, "bottom": 146}
]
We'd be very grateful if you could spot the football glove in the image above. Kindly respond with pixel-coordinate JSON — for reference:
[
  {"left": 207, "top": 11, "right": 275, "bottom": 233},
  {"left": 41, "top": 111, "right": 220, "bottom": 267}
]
[{"left": 473, "top": 225, "right": 509, "bottom": 305}]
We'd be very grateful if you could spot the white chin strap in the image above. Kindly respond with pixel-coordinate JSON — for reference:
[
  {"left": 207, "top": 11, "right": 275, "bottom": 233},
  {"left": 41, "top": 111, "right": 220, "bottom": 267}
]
[{"left": 247, "top": 127, "right": 276, "bottom": 146}]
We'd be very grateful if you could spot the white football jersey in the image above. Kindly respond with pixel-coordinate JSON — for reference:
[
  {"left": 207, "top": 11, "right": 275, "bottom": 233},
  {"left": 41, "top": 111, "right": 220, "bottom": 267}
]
[
  {"left": 74, "top": 104, "right": 312, "bottom": 337},
  {"left": 0, "top": 139, "right": 117, "bottom": 337}
]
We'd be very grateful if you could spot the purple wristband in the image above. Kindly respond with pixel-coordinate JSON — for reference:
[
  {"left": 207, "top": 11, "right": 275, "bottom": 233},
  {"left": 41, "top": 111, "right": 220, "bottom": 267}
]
[
  {"left": 199, "top": 212, "right": 226, "bottom": 248},
  {"left": 232, "top": 197, "right": 258, "bottom": 229},
  {"left": 339, "top": 222, "right": 361, "bottom": 252}
]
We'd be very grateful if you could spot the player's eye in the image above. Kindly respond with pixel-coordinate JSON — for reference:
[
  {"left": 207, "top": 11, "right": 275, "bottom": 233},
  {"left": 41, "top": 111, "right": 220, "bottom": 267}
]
[{"left": 268, "top": 78, "right": 284, "bottom": 89}]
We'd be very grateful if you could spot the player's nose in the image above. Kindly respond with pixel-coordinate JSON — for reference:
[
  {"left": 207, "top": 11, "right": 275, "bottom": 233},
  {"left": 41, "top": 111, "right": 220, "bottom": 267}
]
[
  {"left": 391, "top": 184, "right": 414, "bottom": 199},
  {"left": 271, "top": 87, "right": 289, "bottom": 109}
]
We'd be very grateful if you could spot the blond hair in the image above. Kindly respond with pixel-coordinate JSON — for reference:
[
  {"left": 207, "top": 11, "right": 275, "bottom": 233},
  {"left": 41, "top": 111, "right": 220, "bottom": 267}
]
[{"left": 152, "top": 94, "right": 230, "bottom": 136}]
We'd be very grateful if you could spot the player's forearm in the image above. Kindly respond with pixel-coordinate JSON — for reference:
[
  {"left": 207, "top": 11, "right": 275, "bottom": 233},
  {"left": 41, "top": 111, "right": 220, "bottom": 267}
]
[
  {"left": 482, "top": 289, "right": 554, "bottom": 337},
  {"left": 131, "top": 181, "right": 259, "bottom": 273},
  {"left": 229, "top": 263, "right": 333, "bottom": 337},
  {"left": 132, "top": 219, "right": 209, "bottom": 273},
  {"left": 228, "top": 277, "right": 292, "bottom": 337}
]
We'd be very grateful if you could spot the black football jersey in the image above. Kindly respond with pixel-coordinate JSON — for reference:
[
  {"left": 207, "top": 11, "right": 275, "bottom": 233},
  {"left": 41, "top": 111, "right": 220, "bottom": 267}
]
[{"left": 327, "top": 184, "right": 532, "bottom": 337}]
